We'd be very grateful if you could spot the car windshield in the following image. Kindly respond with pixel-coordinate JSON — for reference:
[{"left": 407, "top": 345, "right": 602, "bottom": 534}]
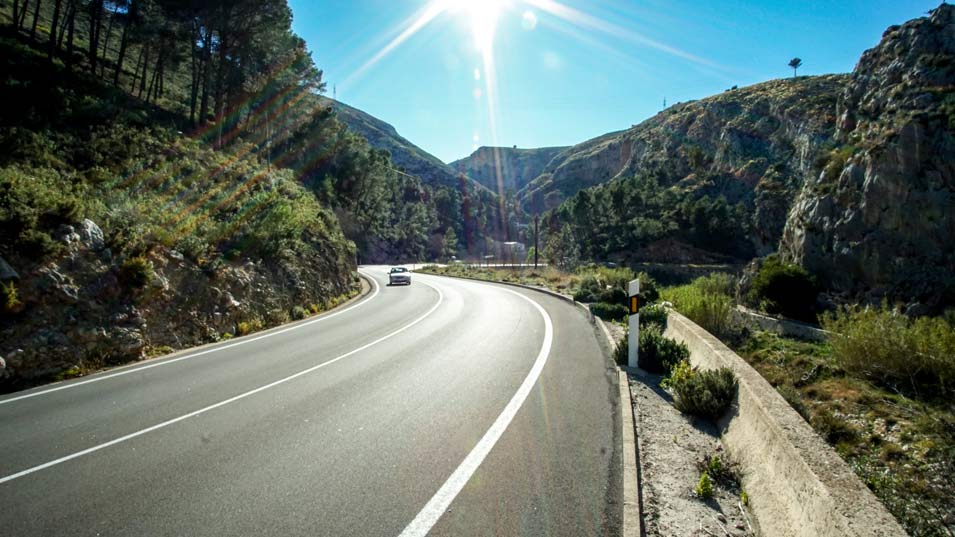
[{"left": 391, "top": 268, "right": 407, "bottom": 273}]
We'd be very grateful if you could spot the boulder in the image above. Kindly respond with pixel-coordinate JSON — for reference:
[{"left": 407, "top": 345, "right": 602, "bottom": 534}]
[{"left": 79, "top": 219, "right": 106, "bottom": 251}]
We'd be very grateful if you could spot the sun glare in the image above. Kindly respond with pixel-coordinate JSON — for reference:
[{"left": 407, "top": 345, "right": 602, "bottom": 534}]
[{"left": 445, "top": 0, "right": 509, "bottom": 52}]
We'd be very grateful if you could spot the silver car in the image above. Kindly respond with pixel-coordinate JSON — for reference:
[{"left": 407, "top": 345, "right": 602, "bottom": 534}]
[{"left": 388, "top": 267, "right": 411, "bottom": 286}]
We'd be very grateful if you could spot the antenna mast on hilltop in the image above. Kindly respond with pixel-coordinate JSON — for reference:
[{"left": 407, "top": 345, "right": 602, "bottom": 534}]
[
  {"left": 333, "top": 85, "right": 337, "bottom": 101},
  {"left": 663, "top": 97, "right": 667, "bottom": 109}
]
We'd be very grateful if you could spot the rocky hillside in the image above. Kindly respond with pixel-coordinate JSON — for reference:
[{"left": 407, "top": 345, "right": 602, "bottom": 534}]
[
  {"left": 531, "top": 5, "right": 955, "bottom": 308},
  {"left": 0, "top": 35, "right": 358, "bottom": 386},
  {"left": 780, "top": 4, "right": 955, "bottom": 309},
  {"left": 537, "top": 75, "right": 848, "bottom": 255},
  {"left": 450, "top": 145, "right": 568, "bottom": 194},
  {"left": 318, "top": 96, "right": 486, "bottom": 192}
]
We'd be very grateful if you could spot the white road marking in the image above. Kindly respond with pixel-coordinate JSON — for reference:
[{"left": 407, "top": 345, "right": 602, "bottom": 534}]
[
  {"left": 0, "top": 270, "right": 383, "bottom": 406},
  {"left": 398, "top": 286, "right": 554, "bottom": 537},
  {"left": 0, "top": 279, "right": 443, "bottom": 485}
]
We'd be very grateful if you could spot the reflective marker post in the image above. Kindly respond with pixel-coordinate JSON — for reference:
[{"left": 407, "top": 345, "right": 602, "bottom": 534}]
[{"left": 628, "top": 279, "right": 640, "bottom": 368}]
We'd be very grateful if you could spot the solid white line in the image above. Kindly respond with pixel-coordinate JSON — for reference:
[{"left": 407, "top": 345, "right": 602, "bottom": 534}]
[
  {"left": 0, "top": 280, "right": 443, "bottom": 485},
  {"left": 398, "top": 287, "right": 554, "bottom": 537},
  {"left": 0, "top": 270, "right": 382, "bottom": 406}
]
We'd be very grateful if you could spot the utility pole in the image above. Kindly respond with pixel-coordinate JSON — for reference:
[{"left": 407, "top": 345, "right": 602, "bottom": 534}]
[{"left": 533, "top": 214, "right": 540, "bottom": 268}]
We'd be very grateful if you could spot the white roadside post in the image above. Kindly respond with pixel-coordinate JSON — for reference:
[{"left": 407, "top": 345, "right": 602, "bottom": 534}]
[{"left": 628, "top": 279, "right": 640, "bottom": 368}]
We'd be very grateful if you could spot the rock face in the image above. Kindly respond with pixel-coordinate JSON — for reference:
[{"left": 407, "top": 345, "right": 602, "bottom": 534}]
[
  {"left": 0, "top": 219, "right": 356, "bottom": 383},
  {"left": 450, "top": 146, "right": 568, "bottom": 194},
  {"left": 521, "top": 75, "right": 847, "bottom": 252},
  {"left": 780, "top": 4, "right": 955, "bottom": 306}
]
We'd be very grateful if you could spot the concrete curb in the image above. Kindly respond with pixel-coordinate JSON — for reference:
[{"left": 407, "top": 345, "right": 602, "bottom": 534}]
[
  {"left": 595, "top": 317, "right": 644, "bottom": 537},
  {"left": 421, "top": 271, "right": 642, "bottom": 537}
]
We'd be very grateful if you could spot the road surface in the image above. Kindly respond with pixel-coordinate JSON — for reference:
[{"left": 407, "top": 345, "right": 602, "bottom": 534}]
[{"left": 0, "top": 266, "right": 622, "bottom": 536}]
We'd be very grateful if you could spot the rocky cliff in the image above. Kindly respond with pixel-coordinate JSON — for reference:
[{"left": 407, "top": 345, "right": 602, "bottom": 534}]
[
  {"left": 450, "top": 145, "right": 568, "bottom": 194},
  {"left": 530, "top": 75, "right": 847, "bottom": 253},
  {"left": 780, "top": 4, "right": 955, "bottom": 308},
  {"left": 0, "top": 219, "right": 356, "bottom": 386}
]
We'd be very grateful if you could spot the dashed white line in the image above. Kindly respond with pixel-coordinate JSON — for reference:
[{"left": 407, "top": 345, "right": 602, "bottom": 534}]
[{"left": 0, "top": 279, "right": 443, "bottom": 485}]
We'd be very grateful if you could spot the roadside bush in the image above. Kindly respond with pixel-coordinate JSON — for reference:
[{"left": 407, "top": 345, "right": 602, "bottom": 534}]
[
  {"left": 590, "top": 302, "right": 628, "bottom": 321},
  {"left": 667, "top": 360, "right": 738, "bottom": 419},
  {"left": 613, "top": 331, "right": 629, "bottom": 366},
  {"left": 291, "top": 306, "right": 310, "bottom": 320},
  {"left": 638, "top": 324, "right": 690, "bottom": 374},
  {"left": 640, "top": 303, "right": 668, "bottom": 329},
  {"left": 811, "top": 408, "right": 859, "bottom": 445},
  {"left": 662, "top": 274, "right": 738, "bottom": 340},
  {"left": 574, "top": 267, "right": 659, "bottom": 304},
  {"left": 237, "top": 319, "right": 264, "bottom": 336},
  {"left": 821, "top": 304, "right": 955, "bottom": 398},
  {"left": 118, "top": 256, "right": 153, "bottom": 288},
  {"left": 748, "top": 255, "right": 817, "bottom": 322}
]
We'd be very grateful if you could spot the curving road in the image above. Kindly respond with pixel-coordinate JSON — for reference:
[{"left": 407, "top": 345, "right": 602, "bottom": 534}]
[{"left": 0, "top": 266, "right": 622, "bottom": 536}]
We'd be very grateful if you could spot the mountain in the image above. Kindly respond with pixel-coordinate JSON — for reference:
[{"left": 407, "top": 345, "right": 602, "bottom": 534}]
[
  {"left": 450, "top": 146, "right": 568, "bottom": 194},
  {"left": 536, "top": 4, "right": 955, "bottom": 308},
  {"left": 780, "top": 4, "right": 955, "bottom": 309},
  {"left": 318, "top": 96, "right": 476, "bottom": 191}
]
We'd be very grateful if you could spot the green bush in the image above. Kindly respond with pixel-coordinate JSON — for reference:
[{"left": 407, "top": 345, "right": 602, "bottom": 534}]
[
  {"left": 118, "top": 256, "right": 153, "bottom": 288},
  {"left": 811, "top": 408, "right": 859, "bottom": 445},
  {"left": 574, "top": 267, "right": 659, "bottom": 304},
  {"left": 613, "top": 332, "right": 629, "bottom": 366},
  {"left": 237, "top": 319, "right": 264, "bottom": 336},
  {"left": 638, "top": 324, "right": 690, "bottom": 374},
  {"left": 749, "top": 255, "right": 817, "bottom": 322},
  {"left": 662, "top": 274, "right": 738, "bottom": 340},
  {"left": 590, "top": 302, "right": 628, "bottom": 321},
  {"left": 667, "top": 360, "right": 738, "bottom": 419},
  {"left": 291, "top": 306, "right": 310, "bottom": 320},
  {"left": 695, "top": 471, "right": 714, "bottom": 499},
  {"left": 821, "top": 304, "right": 955, "bottom": 397},
  {"left": 640, "top": 304, "right": 668, "bottom": 329},
  {"left": 2, "top": 281, "right": 22, "bottom": 315}
]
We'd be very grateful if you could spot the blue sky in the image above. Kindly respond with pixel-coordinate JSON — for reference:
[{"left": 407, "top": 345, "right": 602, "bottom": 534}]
[{"left": 288, "top": 0, "right": 939, "bottom": 163}]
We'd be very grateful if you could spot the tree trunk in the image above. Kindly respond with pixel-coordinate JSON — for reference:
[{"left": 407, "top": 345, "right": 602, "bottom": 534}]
[
  {"left": 13, "top": 0, "right": 20, "bottom": 32},
  {"left": 88, "top": 0, "right": 103, "bottom": 73},
  {"left": 198, "top": 27, "right": 212, "bottom": 126},
  {"left": 138, "top": 46, "right": 149, "bottom": 99},
  {"left": 64, "top": 0, "right": 76, "bottom": 69},
  {"left": 29, "top": 0, "right": 41, "bottom": 41},
  {"left": 99, "top": 5, "right": 116, "bottom": 78},
  {"left": 113, "top": 1, "right": 134, "bottom": 86},
  {"left": 18, "top": 0, "right": 30, "bottom": 29},
  {"left": 56, "top": 0, "right": 70, "bottom": 49},
  {"left": 130, "top": 45, "right": 144, "bottom": 93},
  {"left": 189, "top": 22, "right": 200, "bottom": 126},
  {"left": 48, "top": 0, "right": 62, "bottom": 62}
]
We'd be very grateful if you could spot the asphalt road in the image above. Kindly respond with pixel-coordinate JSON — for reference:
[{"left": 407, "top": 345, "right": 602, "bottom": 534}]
[{"left": 0, "top": 266, "right": 622, "bottom": 536}]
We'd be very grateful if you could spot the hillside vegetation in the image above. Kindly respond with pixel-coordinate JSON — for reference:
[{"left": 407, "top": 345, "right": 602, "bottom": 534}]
[{"left": 0, "top": 0, "right": 501, "bottom": 383}]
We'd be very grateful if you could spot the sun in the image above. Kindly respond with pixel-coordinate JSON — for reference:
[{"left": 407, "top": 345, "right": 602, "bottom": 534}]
[{"left": 445, "top": 0, "right": 510, "bottom": 52}]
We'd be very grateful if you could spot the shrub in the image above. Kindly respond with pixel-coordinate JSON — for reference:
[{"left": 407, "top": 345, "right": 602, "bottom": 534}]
[
  {"left": 118, "top": 256, "right": 153, "bottom": 288},
  {"left": 237, "top": 319, "right": 264, "bottom": 336},
  {"left": 640, "top": 304, "right": 668, "bottom": 329},
  {"left": 695, "top": 472, "right": 714, "bottom": 499},
  {"left": 748, "top": 255, "right": 817, "bottom": 322},
  {"left": 574, "top": 268, "right": 659, "bottom": 305},
  {"left": 2, "top": 281, "right": 22, "bottom": 315},
  {"left": 821, "top": 304, "right": 955, "bottom": 398},
  {"left": 291, "top": 306, "right": 310, "bottom": 320},
  {"left": 638, "top": 324, "right": 690, "bottom": 374},
  {"left": 590, "top": 302, "right": 628, "bottom": 321},
  {"left": 668, "top": 361, "right": 738, "bottom": 419},
  {"left": 613, "top": 331, "right": 629, "bottom": 366},
  {"left": 811, "top": 408, "right": 859, "bottom": 445},
  {"left": 662, "top": 275, "right": 738, "bottom": 340},
  {"left": 776, "top": 384, "right": 810, "bottom": 422},
  {"left": 17, "top": 228, "right": 62, "bottom": 258}
]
